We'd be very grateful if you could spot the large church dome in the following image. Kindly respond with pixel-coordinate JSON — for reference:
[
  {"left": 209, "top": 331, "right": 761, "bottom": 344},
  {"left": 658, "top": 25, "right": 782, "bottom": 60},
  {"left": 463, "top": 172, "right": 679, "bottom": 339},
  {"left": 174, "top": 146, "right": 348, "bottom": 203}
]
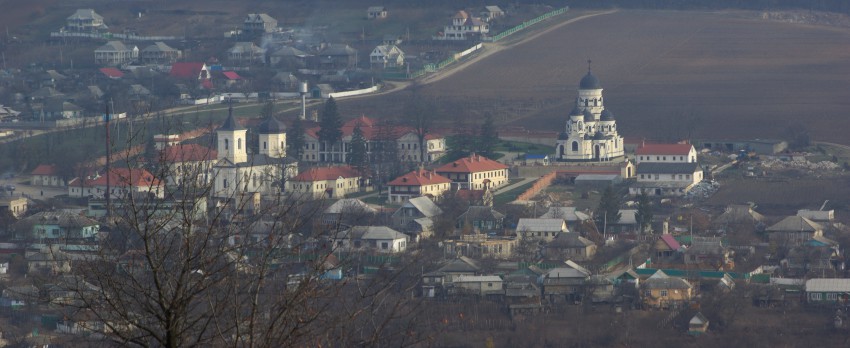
[
  {"left": 600, "top": 109, "right": 615, "bottom": 121},
  {"left": 583, "top": 109, "right": 595, "bottom": 122},
  {"left": 579, "top": 71, "right": 601, "bottom": 89}
]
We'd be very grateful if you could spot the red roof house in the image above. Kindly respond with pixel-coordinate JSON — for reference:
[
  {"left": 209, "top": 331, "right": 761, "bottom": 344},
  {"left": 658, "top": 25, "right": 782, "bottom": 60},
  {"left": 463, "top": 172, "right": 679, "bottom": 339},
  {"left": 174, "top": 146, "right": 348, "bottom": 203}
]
[
  {"left": 170, "top": 62, "right": 210, "bottom": 80},
  {"left": 387, "top": 169, "right": 452, "bottom": 203},
  {"left": 287, "top": 166, "right": 362, "bottom": 199},
  {"left": 635, "top": 143, "right": 694, "bottom": 156},
  {"left": 99, "top": 67, "right": 124, "bottom": 79},
  {"left": 435, "top": 154, "right": 509, "bottom": 190},
  {"left": 68, "top": 168, "right": 164, "bottom": 199}
]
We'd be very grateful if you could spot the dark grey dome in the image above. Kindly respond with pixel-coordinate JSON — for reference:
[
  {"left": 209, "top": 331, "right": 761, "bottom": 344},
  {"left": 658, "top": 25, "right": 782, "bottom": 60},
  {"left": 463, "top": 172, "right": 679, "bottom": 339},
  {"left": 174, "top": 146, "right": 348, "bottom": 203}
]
[
  {"left": 258, "top": 115, "right": 287, "bottom": 134},
  {"left": 583, "top": 109, "right": 594, "bottom": 122},
  {"left": 219, "top": 107, "right": 245, "bottom": 131},
  {"left": 600, "top": 109, "right": 615, "bottom": 121},
  {"left": 592, "top": 132, "right": 605, "bottom": 140},
  {"left": 558, "top": 132, "right": 569, "bottom": 140},
  {"left": 579, "top": 71, "right": 601, "bottom": 89},
  {"left": 570, "top": 104, "right": 583, "bottom": 116}
]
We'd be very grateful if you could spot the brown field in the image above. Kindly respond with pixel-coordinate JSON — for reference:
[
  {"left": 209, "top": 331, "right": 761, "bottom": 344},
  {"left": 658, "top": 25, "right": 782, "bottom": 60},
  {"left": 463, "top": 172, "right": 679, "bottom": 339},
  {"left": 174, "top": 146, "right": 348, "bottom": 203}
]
[
  {"left": 705, "top": 177, "right": 850, "bottom": 215},
  {"left": 336, "top": 10, "right": 850, "bottom": 145}
]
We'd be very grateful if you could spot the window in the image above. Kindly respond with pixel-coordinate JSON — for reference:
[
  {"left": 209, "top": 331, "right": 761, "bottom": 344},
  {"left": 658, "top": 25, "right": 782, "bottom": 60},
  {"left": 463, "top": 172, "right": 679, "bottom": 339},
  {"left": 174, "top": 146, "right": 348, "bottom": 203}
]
[
  {"left": 660, "top": 290, "right": 668, "bottom": 297},
  {"left": 238, "top": 138, "right": 242, "bottom": 150},
  {"left": 263, "top": 141, "right": 267, "bottom": 150},
  {"left": 381, "top": 242, "right": 389, "bottom": 250},
  {"left": 224, "top": 139, "right": 229, "bottom": 150},
  {"left": 223, "top": 179, "right": 228, "bottom": 188}
]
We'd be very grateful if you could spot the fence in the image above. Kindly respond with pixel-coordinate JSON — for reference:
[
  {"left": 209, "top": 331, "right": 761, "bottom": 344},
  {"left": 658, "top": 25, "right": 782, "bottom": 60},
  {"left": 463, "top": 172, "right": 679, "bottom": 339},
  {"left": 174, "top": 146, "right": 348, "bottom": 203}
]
[
  {"left": 327, "top": 85, "right": 379, "bottom": 99},
  {"left": 50, "top": 31, "right": 182, "bottom": 42},
  {"left": 485, "top": 7, "right": 570, "bottom": 42},
  {"left": 382, "top": 43, "right": 483, "bottom": 80},
  {"left": 516, "top": 171, "right": 557, "bottom": 201}
]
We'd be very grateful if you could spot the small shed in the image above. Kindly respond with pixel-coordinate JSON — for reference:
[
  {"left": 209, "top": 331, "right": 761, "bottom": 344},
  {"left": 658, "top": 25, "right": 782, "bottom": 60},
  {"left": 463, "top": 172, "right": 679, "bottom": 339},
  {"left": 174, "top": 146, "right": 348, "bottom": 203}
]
[
  {"left": 688, "top": 312, "right": 709, "bottom": 335},
  {"left": 574, "top": 174, "right": 622, "bottom": 190}
]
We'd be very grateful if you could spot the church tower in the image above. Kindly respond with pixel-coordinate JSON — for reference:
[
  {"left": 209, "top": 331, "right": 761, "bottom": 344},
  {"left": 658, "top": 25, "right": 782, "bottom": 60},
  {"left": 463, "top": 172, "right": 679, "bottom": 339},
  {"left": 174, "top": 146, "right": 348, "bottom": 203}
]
[
  {"left": 555, "top": 62, "right": 625, "bottom": 162},
  {"left": 217, "top": 106, "right": 248, "bottom": 164},
  {"left": 258, "top": 113, "right": 287, "bottom": 158}
]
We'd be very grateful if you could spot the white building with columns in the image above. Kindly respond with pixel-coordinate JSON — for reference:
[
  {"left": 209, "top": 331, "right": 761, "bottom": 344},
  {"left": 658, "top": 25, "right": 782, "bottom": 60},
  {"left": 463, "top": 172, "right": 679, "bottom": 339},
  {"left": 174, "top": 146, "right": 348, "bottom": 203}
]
[
  {"left": 555, "top": 68, "right": 625, "bottom": 162},
  {"left": 212, "top": 109, "right": 297, "bottom": 199}
]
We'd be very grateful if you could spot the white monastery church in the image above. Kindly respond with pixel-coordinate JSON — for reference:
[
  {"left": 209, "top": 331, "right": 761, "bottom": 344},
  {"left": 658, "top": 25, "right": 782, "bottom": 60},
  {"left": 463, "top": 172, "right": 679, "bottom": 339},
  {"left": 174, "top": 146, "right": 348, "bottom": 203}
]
[
  {"left": 213, "top": 107, "right": 297, "bottom": 199},
  {"left": 555, "top": 65, "right": 625, "bottom": 162}
]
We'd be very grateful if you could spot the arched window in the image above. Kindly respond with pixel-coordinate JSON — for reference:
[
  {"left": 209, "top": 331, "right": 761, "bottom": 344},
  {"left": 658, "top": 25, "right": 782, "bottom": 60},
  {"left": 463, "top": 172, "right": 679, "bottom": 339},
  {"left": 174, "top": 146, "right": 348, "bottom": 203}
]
[
  {"left": 571, "top": 141, "right": 579, "bottom": 152},
  {"left": 238, "top": 138, "right": 242, "bottom": 150},
  {"left": 263, "top": 141, "right": 267, "bottom": 150},
  {"left": 224, "top": 139, "right": 229, "bottom": 150}
]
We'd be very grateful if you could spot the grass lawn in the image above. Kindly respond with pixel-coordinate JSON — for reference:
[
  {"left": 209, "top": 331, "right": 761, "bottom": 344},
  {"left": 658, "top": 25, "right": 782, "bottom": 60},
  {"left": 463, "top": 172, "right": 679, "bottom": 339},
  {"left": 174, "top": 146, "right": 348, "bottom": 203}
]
[
  {"left": 493, "top": 180, "right": 536, "bottom": 206},
  {"left": 493, "top": 140, "right": 554, "bottom": 155}
]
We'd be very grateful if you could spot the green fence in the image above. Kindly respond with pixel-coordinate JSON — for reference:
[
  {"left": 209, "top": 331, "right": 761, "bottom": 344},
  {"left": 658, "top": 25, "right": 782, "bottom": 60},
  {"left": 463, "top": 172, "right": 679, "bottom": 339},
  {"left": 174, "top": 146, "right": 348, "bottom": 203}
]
[
  {"left": 488, "top": 7, "right": 570, "bottom": 42},
  {"left": 635, "top": 268, "right": 750, "bottom": 280},
  {"left": 384, "top": 7, "right": 568, "bottom": 80}
]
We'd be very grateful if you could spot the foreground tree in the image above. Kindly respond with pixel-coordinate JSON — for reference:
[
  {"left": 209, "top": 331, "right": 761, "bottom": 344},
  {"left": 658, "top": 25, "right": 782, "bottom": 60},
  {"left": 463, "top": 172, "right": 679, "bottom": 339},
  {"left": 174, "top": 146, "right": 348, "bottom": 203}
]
[
  {"left": 402, "top": 93, "right": 435, "bottom": 163},
  {"left": 46, "top": 118, "right": 428, "bottom": 347}
]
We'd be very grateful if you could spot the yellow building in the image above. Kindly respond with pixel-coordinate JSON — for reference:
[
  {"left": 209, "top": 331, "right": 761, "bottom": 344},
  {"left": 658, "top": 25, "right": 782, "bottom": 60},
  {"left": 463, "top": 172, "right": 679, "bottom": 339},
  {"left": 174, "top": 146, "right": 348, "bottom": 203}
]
[
  {"left": 287, "top": 166, "right": 361, "bottom": 199},
  {"left": 641, "top": 270, "right": 693, "bottom": 309}
]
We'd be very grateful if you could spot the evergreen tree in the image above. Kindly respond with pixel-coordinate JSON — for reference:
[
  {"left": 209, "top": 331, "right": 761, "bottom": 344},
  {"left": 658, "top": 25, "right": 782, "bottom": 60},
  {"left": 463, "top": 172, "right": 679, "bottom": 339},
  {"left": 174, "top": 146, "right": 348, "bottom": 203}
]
[
  {"left": 445, "top": 118, "right": 475, "bottom": 162},
  {"left": 635, "top": 192, "right": 654, "bottom": 233},
  {"left": 476, "top": 112, "right": 499, "bottom": 157},
  {"left": 594, "top": 185, "right": 622, "bottom": 233},
  {"left": 317, "top": 97, "right": 342, "bottom": 158},
  {"left": 287, "top": 116, "right": 306, "bottom": 160},
  {"left": 348, "top": 124, "right": 369, "bottom": 177}
]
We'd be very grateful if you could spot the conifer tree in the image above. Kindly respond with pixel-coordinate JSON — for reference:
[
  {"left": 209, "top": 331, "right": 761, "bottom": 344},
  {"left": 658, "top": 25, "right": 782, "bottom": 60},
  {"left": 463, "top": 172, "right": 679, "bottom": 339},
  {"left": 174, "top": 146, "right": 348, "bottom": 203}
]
[
  {"left": 348, "top": 124, "right": 369, "bottom": 178},
  {"left": 595, "top": 185, "right": 622, "bottom": 232},
  {"left": 287, "top": 116, "right": 306, "bottom": 160},
  {"left": 635, "top": 192, "right": 654, "bottom": 233},
  {"left": 317, "top": 97, "right": 342, "bottom": 158},
  {"left": 476, "top": 112, "right": 499, "bottom": 158}
]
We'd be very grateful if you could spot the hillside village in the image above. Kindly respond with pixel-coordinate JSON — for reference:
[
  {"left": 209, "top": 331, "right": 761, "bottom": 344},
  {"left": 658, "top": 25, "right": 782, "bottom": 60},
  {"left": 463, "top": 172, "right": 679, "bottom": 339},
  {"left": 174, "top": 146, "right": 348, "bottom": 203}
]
[{"left": 1, "top": 1, "right": 850, "bottom": 347}]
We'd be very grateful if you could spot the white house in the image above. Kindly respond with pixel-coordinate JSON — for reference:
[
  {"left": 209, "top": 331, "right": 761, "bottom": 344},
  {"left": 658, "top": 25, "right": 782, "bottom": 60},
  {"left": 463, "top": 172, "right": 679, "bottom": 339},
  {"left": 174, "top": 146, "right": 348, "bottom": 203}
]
[
  {"left": 68, "top": 168, "right": 164, "bottom": 199},
  {"left": 439, "top": 10, "right": 489, "bottom": 40},
  {"left": 630, "top": 143, "right": 703, "bottom": 196},
  {"left": 335, "top": 226, "right": 409, "bottom": 253},
  {"left": 94, "top": 41, "right": 138, "bottom": 66},
  {"left": 515, "top": 218, "right": 568, "bottom": 242},
  {"left": 370, "top": 45, "right": 404, "bottom": 68},
  {"left": 66, "top": 9, "right": 106, "bottom": 32},
  {"left": 634, "top": 143, "right": 697, "bottom": 164},
  {"left": 243, "top": 13, "right": 278, "bottom": 34}
]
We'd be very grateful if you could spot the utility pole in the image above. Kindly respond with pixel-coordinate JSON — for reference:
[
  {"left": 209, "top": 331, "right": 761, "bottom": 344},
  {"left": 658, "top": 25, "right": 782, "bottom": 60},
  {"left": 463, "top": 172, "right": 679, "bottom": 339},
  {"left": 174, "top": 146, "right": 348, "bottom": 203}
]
[{"left": 105, "top": 102, "right": 112, "bottom": 217}]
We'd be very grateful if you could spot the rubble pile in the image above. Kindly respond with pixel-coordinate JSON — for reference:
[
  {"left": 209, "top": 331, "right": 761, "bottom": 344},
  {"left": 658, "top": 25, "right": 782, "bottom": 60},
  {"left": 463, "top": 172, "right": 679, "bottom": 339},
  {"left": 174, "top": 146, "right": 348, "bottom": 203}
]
[
  {"left": 759, "top": 158, "right": 840, "bottom": 172},
  {"left": 686, "top": 181, "right": 719, "bottom": 200}
]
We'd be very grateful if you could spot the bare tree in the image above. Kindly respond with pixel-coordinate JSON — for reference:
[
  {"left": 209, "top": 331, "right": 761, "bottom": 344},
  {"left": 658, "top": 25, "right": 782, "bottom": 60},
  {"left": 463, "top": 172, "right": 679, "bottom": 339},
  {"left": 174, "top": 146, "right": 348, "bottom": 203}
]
[{"left": 43, "top": 117, "right": 429, "bottom": 347}]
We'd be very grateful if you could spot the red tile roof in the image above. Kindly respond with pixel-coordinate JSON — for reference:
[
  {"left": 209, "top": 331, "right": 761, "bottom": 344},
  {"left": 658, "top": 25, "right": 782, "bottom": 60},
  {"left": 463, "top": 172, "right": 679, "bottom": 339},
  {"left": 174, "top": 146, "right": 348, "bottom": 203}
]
[
  {"left": 31, "top": 164, "right": 58, "bottom": 176},
  {"left": 636, "top": 143, "right": 693, "bottom": 156},
  {"left": 660, "top": 234, "right": 681, "bottom": 250},
  {"left": 170, "top": 62, "right": 206, "bottom": 79},
  {"left": 99, "top": 67, "right": 124, "bottom": 79},
  {"left": 222, "top": 71, "right": 242, "bottom": 80},
  {"left": 304, "top": 115, "right": 442, "bottom": 141},
  {"left": 291, "top": 166, "right": 360, "bottom": 182},
  {"left": 435, "top": 154, "right": 508, "bottom": 173},
  {"left": 69, "top": 168, "right": 162, "bottom": 188},
  {"left": 388, "top": 169, "right": 451, "bottom": 186},
  {"left": 159, "top": 144, "right": 217, "bottom": 163}
]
